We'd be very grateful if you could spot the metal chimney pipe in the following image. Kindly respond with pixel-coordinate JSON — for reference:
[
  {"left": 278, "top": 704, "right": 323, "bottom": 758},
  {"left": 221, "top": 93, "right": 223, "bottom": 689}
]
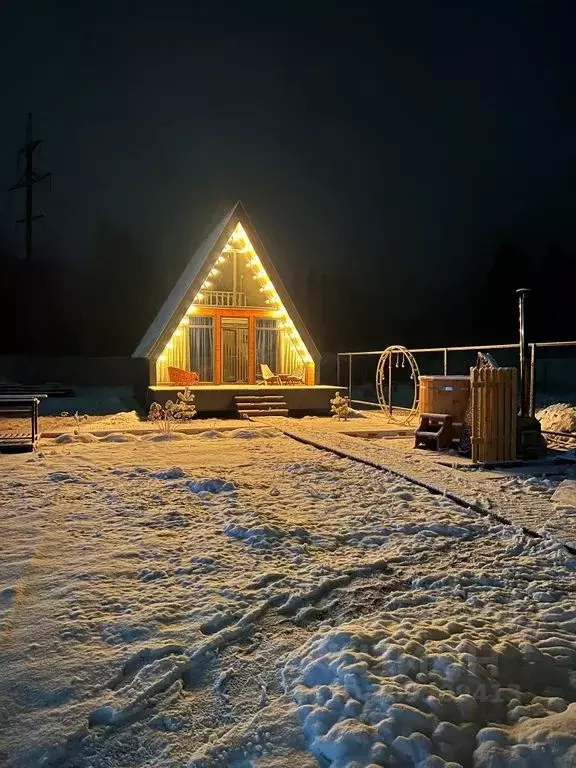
[{"left": 516, "top": 288, "right": 531, "bottom": 417}]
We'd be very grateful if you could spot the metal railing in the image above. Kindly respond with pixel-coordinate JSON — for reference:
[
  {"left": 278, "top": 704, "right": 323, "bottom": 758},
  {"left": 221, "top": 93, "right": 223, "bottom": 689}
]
[{"left": 337, "top": 340, "right": 576, "bottom": 417}]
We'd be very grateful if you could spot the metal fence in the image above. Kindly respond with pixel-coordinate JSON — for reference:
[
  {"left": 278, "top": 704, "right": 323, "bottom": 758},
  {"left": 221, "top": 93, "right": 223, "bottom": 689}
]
[{"left": 336, "top": 341, "right": 576, "bottom": 417}]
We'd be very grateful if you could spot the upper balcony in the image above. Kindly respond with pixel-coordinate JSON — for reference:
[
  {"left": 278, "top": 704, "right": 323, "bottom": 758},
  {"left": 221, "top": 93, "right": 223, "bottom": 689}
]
[{"left": 196, "top": 290, "right": 247, "bottom": 307}]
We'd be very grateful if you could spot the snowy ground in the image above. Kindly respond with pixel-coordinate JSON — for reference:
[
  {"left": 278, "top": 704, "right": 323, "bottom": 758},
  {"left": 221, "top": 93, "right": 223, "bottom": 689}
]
[
  {"left": 1, "top": 428, "right": 576, "bottom": 767},
  {"left": 272, "top": 421, "right": 576, "bottom": 551}
]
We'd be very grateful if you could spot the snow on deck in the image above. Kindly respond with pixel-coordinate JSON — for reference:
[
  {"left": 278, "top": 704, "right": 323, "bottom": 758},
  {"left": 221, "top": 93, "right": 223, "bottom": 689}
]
[{"left": 1, "top": 428, "right": 576, "bottom": 767}]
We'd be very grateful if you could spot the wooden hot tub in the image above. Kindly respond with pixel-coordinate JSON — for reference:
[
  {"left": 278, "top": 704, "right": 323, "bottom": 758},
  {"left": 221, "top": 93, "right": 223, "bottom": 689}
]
[{"left": 419, "top": 375, "right": 470, "bottom": 421}]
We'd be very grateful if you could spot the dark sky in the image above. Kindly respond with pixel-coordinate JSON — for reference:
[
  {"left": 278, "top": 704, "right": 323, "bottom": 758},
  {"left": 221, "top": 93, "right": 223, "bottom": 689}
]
[{"left": 1, "top": 2, "right": 576, "bottom": 301}]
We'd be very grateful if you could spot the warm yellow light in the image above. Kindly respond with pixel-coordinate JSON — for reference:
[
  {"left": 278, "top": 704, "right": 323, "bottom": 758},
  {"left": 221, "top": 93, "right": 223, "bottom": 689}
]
[
  {"left": 203, "top": 280, "right": 213, "bottom": 289},
  {"left": 158, "top": 355, "right": 165, "bottom": 362},
  {"left": 166, "top": 342, "right": 173, "bottom": 350},
  {"left": 195, "top": 292, "right": 204, "bottom": 301},
  {"left": 225, "top": 223, "right": 249, "bottom": 252},
  {"left": 174, "top": 329, "right": 181, "bottom": 337},
  {"left": 209, "top": 268, "right": 219, "bottom": 276}
]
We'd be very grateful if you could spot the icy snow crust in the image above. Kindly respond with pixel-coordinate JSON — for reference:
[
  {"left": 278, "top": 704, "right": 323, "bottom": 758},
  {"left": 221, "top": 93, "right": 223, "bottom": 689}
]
[
  {"left": 1, "top": 430, "right": 576, "bottom": 767},
  {"left": 283, "top": 604, "right": 576, "bottom": 767}
]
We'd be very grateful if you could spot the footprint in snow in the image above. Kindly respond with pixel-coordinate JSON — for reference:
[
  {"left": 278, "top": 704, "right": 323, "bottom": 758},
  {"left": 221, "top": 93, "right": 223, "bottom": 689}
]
[
  {"left": 138, "top": 568, "right": 168, "bottom": 582},
  {"left": 186, "top": 478, "right": 235, "bottom": 493}
]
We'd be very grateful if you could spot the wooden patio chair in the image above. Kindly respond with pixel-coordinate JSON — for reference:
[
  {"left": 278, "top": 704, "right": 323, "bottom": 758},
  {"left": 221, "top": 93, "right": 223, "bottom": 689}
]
[
  {"left": 259, "top": 364, "right": 283, "bottom": 385},
  {"left": 281, "top": 364, "right": 305, "bottom": 385},
  {"left": 167, "top": 366, "right": 199, "bottom": 386}
]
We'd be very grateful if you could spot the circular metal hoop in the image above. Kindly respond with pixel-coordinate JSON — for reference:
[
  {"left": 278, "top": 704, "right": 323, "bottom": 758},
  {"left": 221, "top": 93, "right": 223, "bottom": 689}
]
[{"left": 376, "top": 346, "right": 420, "bottom": 425}]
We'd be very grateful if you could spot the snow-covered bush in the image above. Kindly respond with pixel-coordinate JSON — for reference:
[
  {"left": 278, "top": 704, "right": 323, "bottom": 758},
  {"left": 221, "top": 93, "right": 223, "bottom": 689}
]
[
  {"left": 330, "top": 391, "right": 351, "bottom": 421},
  {"left": 148, "top": 400, "right": 176, "bottom": 432},
  {"left": 173, "top": 387, "right": 197, "bottom": 420},
  {"left": 148, "top": 388, "right": 197, "bottom": 431}
]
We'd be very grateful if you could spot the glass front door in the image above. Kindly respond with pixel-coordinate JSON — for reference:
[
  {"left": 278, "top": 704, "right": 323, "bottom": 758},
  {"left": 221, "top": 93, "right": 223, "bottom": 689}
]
[{"left": 221, "top": 318, "right": 249, "bottom": 383}]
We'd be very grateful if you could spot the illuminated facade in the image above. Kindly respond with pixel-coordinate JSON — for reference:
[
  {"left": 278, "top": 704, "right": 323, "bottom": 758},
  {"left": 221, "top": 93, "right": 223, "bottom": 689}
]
[{"left": 133, "top": 202, "right": 319, "bottom": 386}]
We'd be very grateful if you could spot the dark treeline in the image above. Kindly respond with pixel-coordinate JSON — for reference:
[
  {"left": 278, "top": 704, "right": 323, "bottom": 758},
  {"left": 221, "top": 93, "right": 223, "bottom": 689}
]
[{"left": 0, "top": 227, "right": 574, "bottom": 359}]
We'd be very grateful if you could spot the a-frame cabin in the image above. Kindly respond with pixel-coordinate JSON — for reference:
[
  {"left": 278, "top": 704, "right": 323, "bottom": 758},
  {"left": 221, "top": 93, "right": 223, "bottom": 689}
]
[{"left": 133, "top": 202, "right": 331, "bottom": 414}]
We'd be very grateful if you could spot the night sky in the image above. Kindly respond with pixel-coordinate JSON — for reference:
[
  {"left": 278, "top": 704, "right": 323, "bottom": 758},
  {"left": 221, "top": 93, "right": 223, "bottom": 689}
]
[{"left": 1, "top": 2, "right": 575, "bottom": 351}]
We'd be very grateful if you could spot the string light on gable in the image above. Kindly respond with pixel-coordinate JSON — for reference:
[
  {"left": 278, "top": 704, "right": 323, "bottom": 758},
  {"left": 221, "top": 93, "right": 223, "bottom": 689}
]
[
  {"left": 159, "top": 221, "right": 313, "bottom": 367},
  {"left": 237, "top": 239, "right": 314, "bottom": 365}
]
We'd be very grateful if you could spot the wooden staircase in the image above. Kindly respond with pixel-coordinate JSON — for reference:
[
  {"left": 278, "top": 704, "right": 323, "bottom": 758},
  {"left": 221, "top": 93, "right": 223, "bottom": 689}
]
[
  {"left": 234, "top": 394, "right": 289, "bottom": 418},
  {"left": 414, "top": 413, "right": 456, "bottom": 451}
]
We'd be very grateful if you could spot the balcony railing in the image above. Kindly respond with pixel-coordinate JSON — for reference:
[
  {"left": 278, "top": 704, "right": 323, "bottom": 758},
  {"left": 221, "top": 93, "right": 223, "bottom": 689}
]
[{"left": 198, "top": 291, "right": 247, "bottom": 307}]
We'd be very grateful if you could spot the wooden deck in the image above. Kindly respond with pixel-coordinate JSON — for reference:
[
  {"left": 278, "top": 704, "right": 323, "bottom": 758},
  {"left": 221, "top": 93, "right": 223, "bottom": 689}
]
[{"left": 148, "top": 384, "right": 339, "bottom": 415}]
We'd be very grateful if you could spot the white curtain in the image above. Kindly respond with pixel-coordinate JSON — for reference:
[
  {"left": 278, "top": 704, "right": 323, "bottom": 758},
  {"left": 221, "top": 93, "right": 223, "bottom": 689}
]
[
  {"left": 255, "top": 319, "right": 279, "bottom": 378},
  {"left": 155, "top": 326, "right": 189, "bottom": 382},
  {"left": 189, "top": 317, "right": 214, "bottom": 382},
  {"left": 279, "top": 330, "right": 304, "bottom": 374}
]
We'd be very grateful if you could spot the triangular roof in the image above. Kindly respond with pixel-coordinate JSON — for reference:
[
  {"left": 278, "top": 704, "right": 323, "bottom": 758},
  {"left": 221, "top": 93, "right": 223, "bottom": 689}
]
[{"left": 133, "top": 201, "right": 320, "bottom": 366}]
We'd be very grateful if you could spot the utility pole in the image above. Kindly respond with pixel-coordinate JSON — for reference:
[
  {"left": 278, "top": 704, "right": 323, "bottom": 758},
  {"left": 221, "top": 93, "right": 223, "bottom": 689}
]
[{"left": 9, "top": 113, "right": 52, "bottom": 263}]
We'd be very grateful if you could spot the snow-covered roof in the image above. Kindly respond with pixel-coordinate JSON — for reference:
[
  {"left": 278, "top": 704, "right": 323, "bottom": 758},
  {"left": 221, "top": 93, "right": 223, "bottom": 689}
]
[{"left": 132, "top": 201, "right": 320, "bottom": 366}]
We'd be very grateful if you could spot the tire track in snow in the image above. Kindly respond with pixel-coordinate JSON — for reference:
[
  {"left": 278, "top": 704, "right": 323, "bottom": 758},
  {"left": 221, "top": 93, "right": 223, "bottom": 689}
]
[{"left": 255, "top": 418, "right": 576, "bottom": 555}]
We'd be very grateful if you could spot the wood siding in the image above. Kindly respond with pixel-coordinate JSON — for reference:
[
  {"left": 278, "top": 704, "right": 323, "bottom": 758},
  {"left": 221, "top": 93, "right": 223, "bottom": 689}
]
[{"left": 471, "top": 367, "right": 518, "bottom": 463}]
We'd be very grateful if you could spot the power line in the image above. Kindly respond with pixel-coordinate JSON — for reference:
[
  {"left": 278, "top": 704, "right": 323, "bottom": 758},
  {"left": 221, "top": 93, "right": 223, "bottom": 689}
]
[{"left": 8, "top": 113, "right": 52, "bottom": 263}]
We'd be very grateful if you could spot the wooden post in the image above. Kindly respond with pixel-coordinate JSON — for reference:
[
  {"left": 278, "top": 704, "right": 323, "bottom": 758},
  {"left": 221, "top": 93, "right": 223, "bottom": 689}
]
[
  {"left": 214, "top": 317, "right": 222, "bottom": 384},
  {"left": 248, "top": 315, "right": 255, "bottom": 384},
  {"left": 471, "top": 367, "right": 480, "bottom": 463},
  {"left": 510, "top": 368, "right": 518, "bottom": 460}
]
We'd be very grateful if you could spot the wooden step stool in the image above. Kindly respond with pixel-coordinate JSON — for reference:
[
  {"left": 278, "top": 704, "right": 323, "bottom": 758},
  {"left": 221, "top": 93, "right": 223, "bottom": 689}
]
[{"left": 414, "top": 413, "right": 454, "bottom": 451}]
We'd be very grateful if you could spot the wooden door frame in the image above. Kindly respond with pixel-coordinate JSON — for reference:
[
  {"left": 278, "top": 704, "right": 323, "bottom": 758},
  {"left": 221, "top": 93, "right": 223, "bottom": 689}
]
[
  {"left": 220, "top": 317, "right": 250, "bottom": 384},
  {"left": 193, "top": 307, "right": 275, "bottom": 385}
]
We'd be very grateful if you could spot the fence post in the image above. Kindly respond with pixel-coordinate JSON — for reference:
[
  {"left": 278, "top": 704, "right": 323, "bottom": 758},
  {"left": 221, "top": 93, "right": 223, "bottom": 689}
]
[
  {"left": 443, "top": 348, "right": 448, "bottom": 375},
  {"left": 336, "top": 354, "right": 340, "bottom": 389},
  {"left": 529, "top": 344, "right": 536, "bottom": 417},
  {"left": 348, "top": 354, "right": 352, "bottom": 401},
  {"left": 516, "top": 288, "right": 531, "bottom": 417}
]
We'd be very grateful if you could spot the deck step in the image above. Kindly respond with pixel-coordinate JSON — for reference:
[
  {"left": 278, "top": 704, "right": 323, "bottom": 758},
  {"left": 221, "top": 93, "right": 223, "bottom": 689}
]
[
  {"left": 237, "top": 408, "right": 289, "bottom": 417},
  {"left": 233, "top": 393, "right": 288, "bottom": 418},
  {"left": 236, "top": 400, "right": 288, "bottom": 408},
  {"left": 234, "top": 395, "right": 285, "bottom": 402}
]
